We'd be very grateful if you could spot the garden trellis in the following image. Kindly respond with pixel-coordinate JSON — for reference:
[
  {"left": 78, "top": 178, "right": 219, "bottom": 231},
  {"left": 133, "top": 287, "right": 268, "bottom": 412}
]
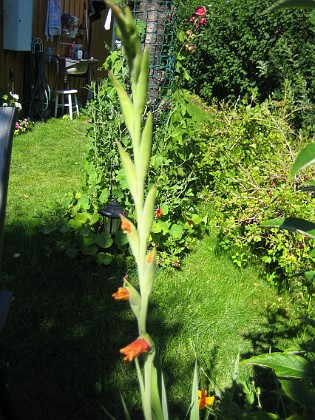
[{"left": 128, "top": 0, "right": 177, "bottom": 106}]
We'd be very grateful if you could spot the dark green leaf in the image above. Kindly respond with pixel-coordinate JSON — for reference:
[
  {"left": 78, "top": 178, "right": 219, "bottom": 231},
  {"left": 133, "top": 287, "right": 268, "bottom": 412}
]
[
  {"left": 82, "top": 245, "right": 98, "bottom": 256},
  {"left": 261, "top": 218, "right": 315, "bottom": 238},
  {"left": 97, "top": 252, "right": 114, "bottom": 265},
  {"left": 279, "top": 378, "right": 315, "bottom": 407},
  {"left": 241, "top": 413, "right": 279, "bottom": 419},
  {"left": 290, "top": 144, "right": 315, "bottom": 180},
  {"left": 95, "top": 232, "right": 113, "bottom": 248},
  {"left": 114, "top": 231, "right": 129, "bottom": 246},
  {"left": 264, "top": 0, "right": 315, "bottom": 15},
  {"left": 242, "top": 353, "right": 315, "bottom": 379}
]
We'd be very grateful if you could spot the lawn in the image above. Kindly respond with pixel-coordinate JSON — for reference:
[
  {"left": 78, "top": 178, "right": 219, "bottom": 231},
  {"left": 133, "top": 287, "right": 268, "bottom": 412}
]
[{"left": 0, "top": 116, "right": 306, "bottom": 419}]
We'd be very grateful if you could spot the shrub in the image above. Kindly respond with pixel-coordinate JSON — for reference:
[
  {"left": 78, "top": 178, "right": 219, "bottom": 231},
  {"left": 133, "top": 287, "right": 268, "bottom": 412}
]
[
  {"left": 193, "top": 92, "right": 315, "bottom": 296},
  {"left": 176, "top": 0, "right": 315, "bottom": 131}
]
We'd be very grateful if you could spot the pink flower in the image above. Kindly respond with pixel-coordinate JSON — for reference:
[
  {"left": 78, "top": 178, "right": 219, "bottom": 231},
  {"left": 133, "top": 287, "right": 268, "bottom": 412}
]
[
  {"left": 194, "top": 6, "right": 207, "bottom": 16},
  {"left": 200, "top": 17, "right": 207, "bottom": 25}
]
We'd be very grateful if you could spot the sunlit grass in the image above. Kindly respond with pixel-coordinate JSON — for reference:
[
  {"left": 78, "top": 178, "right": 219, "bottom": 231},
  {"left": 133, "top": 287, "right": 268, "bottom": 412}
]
[{"left": 6, "top": 117, "right": 87, "bottom": 229}]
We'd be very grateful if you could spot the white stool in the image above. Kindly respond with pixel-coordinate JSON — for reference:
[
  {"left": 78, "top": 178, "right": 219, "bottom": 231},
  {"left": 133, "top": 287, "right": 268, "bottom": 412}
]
[{"left": 54, "top": 89, "right": 79, "bottom": 120}]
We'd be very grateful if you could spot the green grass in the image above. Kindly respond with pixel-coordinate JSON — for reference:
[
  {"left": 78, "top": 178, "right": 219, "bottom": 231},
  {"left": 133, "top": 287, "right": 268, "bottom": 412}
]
[
  {"left": 0, "top": 117, "right": 308, "bottom": 419},
  {"left": 5, "top": 118, "right": 88, "bottom": 230}
]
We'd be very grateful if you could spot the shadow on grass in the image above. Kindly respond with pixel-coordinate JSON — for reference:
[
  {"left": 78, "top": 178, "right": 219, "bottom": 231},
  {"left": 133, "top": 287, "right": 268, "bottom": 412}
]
[
  {"left": 1, "top": 223, "right": 131, "bottom": 420},
  {"left": 0, "top": 223, "right": 186, "bottom": 420},
  {"left": 0, "top": 222, "right": 304, "bottom": 419}
]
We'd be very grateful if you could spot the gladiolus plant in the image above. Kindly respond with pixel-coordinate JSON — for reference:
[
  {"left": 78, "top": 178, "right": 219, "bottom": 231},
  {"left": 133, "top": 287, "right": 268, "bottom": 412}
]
[{"left": 106, "top": 2, "right": 202, "bottom": 419}]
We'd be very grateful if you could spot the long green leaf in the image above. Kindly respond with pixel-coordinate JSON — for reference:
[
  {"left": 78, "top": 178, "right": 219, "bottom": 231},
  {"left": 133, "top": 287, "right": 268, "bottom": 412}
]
[
  {"left": 151, "top": 364, "right": 164, "bottom": 420},
  {"left": 264, "top": 0, "right": 315, "bottom": 14},
  {"left": 116, "top": 142, "right": 137, "bottom": 201},
  {"left": 279, "top": 378, "right": 315, "bottom": 407},
  {"left": 141, "top": 185, "right": 156, "bottom": 242},
  {"left": 110, "top": 73, "right": 135, "bottom": 138},
  {"left": 241, "top": 413, "right": 279, "bottom": 419},
  {"left": 190, "top": 360, "right": 199, "bottom": 420},
  {"left": 261, "top": 217, "right": 315, "bottom": 238},
  {"left": 121, "top": 394, "right": 132, "bottom": 420},
  {"left": 242, "top": 353, "right": 315, "bottom": 379},
  {"left": 290, "top": 143, "right": 315, "bottom": 179}
]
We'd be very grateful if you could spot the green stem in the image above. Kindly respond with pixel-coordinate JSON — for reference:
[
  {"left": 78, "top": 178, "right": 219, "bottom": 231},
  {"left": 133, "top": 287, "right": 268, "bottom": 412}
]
[
  {"left": 144, "top": 353, "right": 154, "bottom": 420},
  {"left": 138, "top": 293, "right": 149, "bottom": 335}
]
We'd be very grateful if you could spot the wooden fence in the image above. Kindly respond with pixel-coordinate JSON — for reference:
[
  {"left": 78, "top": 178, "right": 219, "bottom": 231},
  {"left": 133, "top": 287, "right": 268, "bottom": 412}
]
[{"left": 0, "top": 0, "right": 112, "bottom": 117}]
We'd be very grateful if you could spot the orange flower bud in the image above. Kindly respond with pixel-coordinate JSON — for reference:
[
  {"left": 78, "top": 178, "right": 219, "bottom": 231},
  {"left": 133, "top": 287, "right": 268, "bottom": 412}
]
[
  {"left": 121, "top": 218, "right": 132, "bottom": 233},
  {"left": 120, "top": 338, "right": 151, "bottom": 362},
  {"left": 112, "top": 287, "right": 130, "bottom": 301}
]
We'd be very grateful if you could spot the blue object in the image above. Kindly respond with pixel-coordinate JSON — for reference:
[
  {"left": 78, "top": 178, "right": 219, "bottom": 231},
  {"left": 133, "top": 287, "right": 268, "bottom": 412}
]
[
  {"left": 0, "top": 291, "right": 13, "bottom": 332},
  {"left": 46, "top": 47, "right": 52, "bottom": 63}
]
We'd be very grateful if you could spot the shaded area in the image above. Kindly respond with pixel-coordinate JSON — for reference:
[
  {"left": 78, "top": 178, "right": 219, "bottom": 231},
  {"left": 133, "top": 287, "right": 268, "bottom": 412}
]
[{"left": 1, "top": 223, "right": 128, "bottom": 419}]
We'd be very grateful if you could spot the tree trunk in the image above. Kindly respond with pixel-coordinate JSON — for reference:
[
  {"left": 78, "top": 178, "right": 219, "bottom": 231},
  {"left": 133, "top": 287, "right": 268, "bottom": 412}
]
[{"left": 134, "top": 0, "right": 172, "bottom": 105}]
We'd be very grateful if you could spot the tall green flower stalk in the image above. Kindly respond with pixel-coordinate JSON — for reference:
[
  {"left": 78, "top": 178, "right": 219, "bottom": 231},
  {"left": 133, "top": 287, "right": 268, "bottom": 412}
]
[{"left": 107, "top": 2, "right": 168, "bottom": 419}]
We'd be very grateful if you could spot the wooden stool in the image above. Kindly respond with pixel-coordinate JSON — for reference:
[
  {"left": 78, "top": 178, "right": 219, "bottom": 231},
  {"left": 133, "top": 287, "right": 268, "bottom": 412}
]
[{"left": 54, "top": 89, "right": 79, "bottom": 120}]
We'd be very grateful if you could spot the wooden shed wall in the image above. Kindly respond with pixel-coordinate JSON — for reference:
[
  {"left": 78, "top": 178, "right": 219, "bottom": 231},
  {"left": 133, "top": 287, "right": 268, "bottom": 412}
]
[{"left": 0, "top": 0, "right": 112, "bottom": 115}]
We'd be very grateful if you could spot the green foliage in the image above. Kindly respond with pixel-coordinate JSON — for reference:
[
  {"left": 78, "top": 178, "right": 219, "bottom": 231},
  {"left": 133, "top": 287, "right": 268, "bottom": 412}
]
[
  {"left": 43, "top": 51, "right": 208, "bottom": 267},
  {"left": 176, "top": 0, "right": 315, "bottom": 131},
  {"left": 242, "top": 317, "right": 315, "bottom": 419},
  {"left": 191, "top": 92, "right": 315, "bottom": 299}
]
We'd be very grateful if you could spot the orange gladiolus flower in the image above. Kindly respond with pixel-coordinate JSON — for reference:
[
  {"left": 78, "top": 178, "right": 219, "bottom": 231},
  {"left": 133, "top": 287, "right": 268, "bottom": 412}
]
[
  {"left": 112, "top": 287, "right": 130, "bottom": 301},
  {"left": 198, "top": 390, "right": 215, "bottom": 409},
  {"left": 120, "top": 338, "right": 151, "bottom": 362},
  {"left": 121, "top": 217, "right": 132, "bottom": 233}
]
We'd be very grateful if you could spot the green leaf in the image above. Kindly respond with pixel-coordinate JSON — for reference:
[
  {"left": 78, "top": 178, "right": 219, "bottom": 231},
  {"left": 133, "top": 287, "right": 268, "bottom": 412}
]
[
  {"left": 97, "top": 252, "right": 114, "bottom": 265},
  {"left": 189, "top": 360, "right": 199, "bottom": 420},
  {"left": 116, "top": 142, "right": 137, "bottom": 200},
  {"left": 82, "top": 244, "right": 98, "bottom": 256},
  {"left": 264, "top": 0, "right": 315, "bottom": 15},
  {"left": 169, "top": 224, "right": 183, "bottom": 239},
  {"left": 160, "top": 204, "right": 169, "bottom": 216},
  {"left": 279, "top": 378, "right": 315, "bottom": 407},
  {"left": 125, "top": 280, "right": 141, "bottom": 320},
  {"left": 261, "top": 218, "right": 315, "bottom": 238},
  {"left": 78, "top": 194, "right": 90, "bottom": 210},
  {"left": 42, "top": 225, "right": 57, "bottom": 234},
  {"left": 82, "top": 234, "right": 96, "bottom": 246},
  {"left": 89, "top": 212, "right": 100, "bottom": 226},
  {"left": 241, "top": 413, "right": 279, "bottom": 419},
  {"left": 114, "top": 231, "right": 129, "bottom": 246},
  {"left": 300, "top": 181, "right": 315, "bottom": 192},
  {"left": 95, "top": 231, "right": 113, "bottom": 248},
  {"left": 110, "top": 73, "right": 135, "bottom": 138},
  {"left": 120, "top": 394, "right": 132, "bottom": 420},
  {"left": 242, "top": 353, "right": 315, "bottom": 379},
  {"left": 151, "top": 363, "right": 164, "bottom": 420},
  {"left": 290, "top": 143, "right": 315, "bottom": 180},
  {"left": 139, "top": 112, "right": 153, "bottom": 181},
  {"left": 99, "top": 188, "right": 110, "bottom": 204},
  {"left": 141, "top": 185, "right": 156, "bottom": 241}
]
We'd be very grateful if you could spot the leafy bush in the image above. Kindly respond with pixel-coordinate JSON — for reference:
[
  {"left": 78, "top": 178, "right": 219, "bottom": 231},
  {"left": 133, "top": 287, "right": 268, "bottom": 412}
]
[
  {"left": 176, "top": 0, "right": 315, "bottom": 131},
  {"left": 191, "top": 91, "right": 315, "bottom": 297}
]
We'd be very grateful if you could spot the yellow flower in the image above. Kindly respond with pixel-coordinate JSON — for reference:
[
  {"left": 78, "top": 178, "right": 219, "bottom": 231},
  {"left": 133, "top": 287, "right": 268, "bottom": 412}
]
[{"left": 198, "top": 390, "right": 215, "bottom": 409}]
